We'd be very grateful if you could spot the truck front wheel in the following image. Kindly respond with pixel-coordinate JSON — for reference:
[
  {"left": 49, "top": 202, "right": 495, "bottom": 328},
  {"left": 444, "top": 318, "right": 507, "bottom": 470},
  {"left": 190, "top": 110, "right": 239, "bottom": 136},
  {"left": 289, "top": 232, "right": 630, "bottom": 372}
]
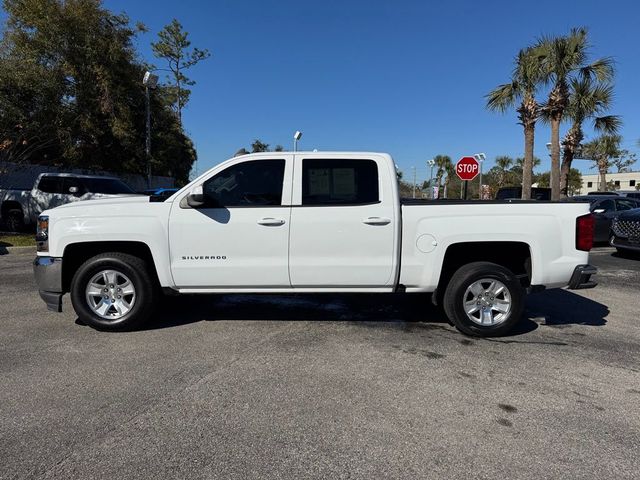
[
  {"left": 443, "top": 262, "right": 524, "bottom": 337},
  {"left": 70, "top": 252, "right": 157, "bottom": 331}
]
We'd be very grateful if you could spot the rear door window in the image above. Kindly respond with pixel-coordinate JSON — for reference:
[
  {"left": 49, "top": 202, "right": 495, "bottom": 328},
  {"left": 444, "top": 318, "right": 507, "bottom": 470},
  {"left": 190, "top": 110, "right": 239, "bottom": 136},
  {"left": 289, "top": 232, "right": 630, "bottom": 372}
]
[
  {"left": 302, "top": 159, "right": 379, "bottom": 206},
  {"left": 37, "top": 176, "right": 64, "bottom": 194}
]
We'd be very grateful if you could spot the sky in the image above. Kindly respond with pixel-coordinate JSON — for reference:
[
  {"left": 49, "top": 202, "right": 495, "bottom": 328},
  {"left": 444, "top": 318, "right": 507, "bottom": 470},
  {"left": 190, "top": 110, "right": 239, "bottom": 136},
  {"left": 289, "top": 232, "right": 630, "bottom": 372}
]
[{"left": 7, "top": 0, "right": 640, "bottom": 184}]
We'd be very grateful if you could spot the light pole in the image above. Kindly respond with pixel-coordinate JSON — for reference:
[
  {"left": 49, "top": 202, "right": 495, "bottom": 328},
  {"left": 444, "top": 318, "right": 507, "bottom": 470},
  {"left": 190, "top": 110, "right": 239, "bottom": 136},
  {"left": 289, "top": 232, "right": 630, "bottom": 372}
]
[
  {"left": 474, "top": 153, "right": 486, "bottom": 199},
  {"left": 411, "top": 166, "right": 417, "bottom": 198},
  {"left": 293, "top": 131, "right": 302, "bottom": 152},
  {"left": 143, "top": 71, "right": 159, "bottom": 188},
  {"left": 427, "top": 158, "right": 435, "bottom": 198}
]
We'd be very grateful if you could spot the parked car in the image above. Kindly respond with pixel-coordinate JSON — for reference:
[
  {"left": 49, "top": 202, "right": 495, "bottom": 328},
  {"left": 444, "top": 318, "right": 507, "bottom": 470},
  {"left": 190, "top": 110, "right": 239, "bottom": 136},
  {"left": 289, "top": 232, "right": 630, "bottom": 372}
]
[
  {"left": 495, "top": 186, "right": 551, "bottom": 201},
  {"left": 0, "top": 173, "right": 139, "bottom": 231},
  {"left": 33, "top": 151, "right": 597, "bottom": 337},
  {"left": 617, "top": 191, "right": 640, "bottom": 199},
  {"left": 610, "top": 208, "right": 640, "bottom": 255},
  {"left": 140, "top": 188, "right": 179, "bottom": 200},
  {"left": 566, "top": 195, "right": 640, "bottom": 242}
]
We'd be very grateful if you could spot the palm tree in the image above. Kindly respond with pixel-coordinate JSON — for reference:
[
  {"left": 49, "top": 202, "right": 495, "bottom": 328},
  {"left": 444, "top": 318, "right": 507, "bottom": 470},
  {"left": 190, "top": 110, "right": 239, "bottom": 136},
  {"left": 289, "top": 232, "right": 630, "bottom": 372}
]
[
  {"left": 512, "top": 156, "right": 541, "bottom": 185},
  {"left": 486, "top": 46, "right": 545, "bottom": 200},
  {"left": 537, "top": 27, "right": 614, "bottom": 200},
  {"left": 494, "top": 155, "right": 514, "bottom": 188},
  {"left": 582, "top": 134, "right": 621, "bottom": 191},
  {"left": 560, "top": 78, "right": 620, "bottom": 196},
  {"left": 433, "top": 154, "right": 452, "bottom": 196}
]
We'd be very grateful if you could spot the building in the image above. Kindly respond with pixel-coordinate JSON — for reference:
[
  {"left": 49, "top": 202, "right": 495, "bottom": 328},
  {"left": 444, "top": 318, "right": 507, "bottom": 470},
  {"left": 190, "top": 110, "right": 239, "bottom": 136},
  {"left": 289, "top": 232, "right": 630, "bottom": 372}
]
[{"left": 578, "top": 171, "right": 640, "bottom": 194}]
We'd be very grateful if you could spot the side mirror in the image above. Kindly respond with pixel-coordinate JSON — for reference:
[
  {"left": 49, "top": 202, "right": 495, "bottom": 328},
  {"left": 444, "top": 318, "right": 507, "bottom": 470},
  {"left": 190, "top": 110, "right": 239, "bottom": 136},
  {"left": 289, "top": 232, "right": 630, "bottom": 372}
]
[
  {"left": 592, "top": 208, "right": 605, "bottom": 214},
  {"left": 186, "top": 185, "right": 205, "bottom": 208}
]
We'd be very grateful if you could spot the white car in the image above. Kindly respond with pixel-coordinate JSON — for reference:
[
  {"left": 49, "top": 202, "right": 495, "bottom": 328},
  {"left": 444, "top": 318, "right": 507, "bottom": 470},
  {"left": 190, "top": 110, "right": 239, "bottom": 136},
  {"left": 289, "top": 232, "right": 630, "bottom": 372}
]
[
  {"left": 33, "top": 152, "right": 597, "bottom": 336},
  {"left": 1, "top": 173, "right": 139, "bottom": 231}
]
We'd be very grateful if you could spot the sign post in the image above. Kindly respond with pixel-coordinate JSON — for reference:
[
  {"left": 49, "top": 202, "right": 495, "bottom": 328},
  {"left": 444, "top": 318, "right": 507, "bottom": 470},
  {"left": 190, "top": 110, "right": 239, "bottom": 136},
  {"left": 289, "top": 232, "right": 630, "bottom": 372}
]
[{"left": 456, "top": 156, "right": 480, "bottom": 200}]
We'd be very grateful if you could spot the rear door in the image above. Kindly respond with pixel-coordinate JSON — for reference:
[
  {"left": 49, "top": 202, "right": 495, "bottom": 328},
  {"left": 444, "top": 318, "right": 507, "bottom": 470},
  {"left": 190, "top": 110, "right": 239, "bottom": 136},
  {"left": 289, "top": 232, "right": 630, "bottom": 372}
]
[{"left": 288, "top": 155, "right": 397, "bottom": 288}]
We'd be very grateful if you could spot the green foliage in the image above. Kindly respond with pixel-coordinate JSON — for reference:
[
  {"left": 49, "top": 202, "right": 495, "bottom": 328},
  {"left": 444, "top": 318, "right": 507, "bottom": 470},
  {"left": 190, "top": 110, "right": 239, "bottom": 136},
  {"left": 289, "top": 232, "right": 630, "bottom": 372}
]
[
  {"left": 151, "top": 19, "right": 210, "bottom": 122},
  {"left": 235, "top": 139, "right": 287, "bottom": 155},
  {"left": 0, "top": 0, "right": 197, "bottom": 184}
]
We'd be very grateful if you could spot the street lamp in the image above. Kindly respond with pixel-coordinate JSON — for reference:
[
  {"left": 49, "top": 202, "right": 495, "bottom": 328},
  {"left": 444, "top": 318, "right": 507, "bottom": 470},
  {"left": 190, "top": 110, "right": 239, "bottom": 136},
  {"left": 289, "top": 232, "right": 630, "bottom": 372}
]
[
  {"left": 143, "top": 71, "right": 159, "bottom": 188},
  {"left": 474, "top": 153, "right": 486, "bottom": 199},
  {"left": 293, "top": 131, "right": 302, "bottom": 152},
  {"left": 427, "top": 158, "right": 435, "bottom": 198}
]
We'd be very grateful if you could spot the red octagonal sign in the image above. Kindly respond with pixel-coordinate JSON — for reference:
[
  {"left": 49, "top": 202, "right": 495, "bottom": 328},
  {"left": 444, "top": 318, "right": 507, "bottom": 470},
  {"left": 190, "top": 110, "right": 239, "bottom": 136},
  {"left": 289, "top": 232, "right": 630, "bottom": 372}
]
[{"left": 456, "top": 156, "right": 480, "bottom": 181}]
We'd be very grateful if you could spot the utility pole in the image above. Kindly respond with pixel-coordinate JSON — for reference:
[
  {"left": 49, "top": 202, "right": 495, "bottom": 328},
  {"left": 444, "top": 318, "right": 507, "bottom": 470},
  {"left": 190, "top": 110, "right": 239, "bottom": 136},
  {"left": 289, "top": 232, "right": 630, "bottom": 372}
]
[
  {"left": 412, "top": 166, "right": 417, "bottom": 198},
  {"left": 427, "top": 159, "right": 435, "bottom": 199},
  {"left": 142, "top": 71, "right": 159, "bottom": 188}
]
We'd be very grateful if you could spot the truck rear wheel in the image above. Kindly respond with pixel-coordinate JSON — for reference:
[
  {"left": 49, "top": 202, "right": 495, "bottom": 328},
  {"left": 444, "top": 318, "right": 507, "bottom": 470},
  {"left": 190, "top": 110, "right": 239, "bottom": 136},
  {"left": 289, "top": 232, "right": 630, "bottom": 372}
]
[
  {"left": 70, "top": 252, "right": 157, "bottom": 331},
  {"left": 443, "top": 262, "right": 524, "bottom": 337}
]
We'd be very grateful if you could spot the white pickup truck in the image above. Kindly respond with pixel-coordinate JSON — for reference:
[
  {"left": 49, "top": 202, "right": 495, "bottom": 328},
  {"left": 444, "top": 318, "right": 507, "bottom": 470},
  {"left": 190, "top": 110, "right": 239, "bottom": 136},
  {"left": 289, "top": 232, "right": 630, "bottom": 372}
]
[
  {"left": 0, "top": 172, "right": 138, "bottom": 231},
  {"left": 33, "top": 152, "right": 597, "bottom": 336}
]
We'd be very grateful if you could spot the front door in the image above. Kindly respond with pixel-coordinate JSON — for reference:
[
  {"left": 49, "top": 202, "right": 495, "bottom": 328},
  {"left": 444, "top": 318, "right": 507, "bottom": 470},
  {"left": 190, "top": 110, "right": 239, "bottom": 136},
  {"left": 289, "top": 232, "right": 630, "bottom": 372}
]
[{"left": 169, "top": 156, "right": 293, "bottom": 288}]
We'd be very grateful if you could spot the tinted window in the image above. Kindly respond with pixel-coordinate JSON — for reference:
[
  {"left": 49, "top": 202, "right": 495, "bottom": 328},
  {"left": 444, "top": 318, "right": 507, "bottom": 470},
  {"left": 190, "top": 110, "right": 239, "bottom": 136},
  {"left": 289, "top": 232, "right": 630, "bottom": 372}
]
[
  {"left": 617, "top": 199, "right": 639, "bottom": 211},
  {"left": 203, "top": 160, "right": 285, "bottom": 207},
  {"left": 595, "top": 199, "right": 615, "bottom": 212},
  {"left": 302, "top": 159, "right": 379, "bottom": 205},
  {"left": 37, "top": 176, "right": 64, "bottom": 194},
  {"left": 63, "top": 177, "right": 85, "bottom": 195},
  {"left": 81, "top": 178, "right": 135, "bottom": 194}
]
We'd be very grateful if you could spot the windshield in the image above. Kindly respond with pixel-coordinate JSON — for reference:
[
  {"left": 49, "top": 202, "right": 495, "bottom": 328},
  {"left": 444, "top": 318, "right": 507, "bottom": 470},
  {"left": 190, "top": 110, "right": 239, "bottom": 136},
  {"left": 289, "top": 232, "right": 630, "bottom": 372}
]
[{"left": 82, "top": 178, "right": 135, "bottom": 194}]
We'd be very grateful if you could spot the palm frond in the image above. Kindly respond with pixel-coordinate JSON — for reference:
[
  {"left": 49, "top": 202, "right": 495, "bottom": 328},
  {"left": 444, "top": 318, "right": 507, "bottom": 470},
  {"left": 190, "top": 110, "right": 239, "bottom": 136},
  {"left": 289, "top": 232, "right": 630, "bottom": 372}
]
[
  {"left": 580, "top": 57, "right": 615, "bottom": 82},
  {"left": 593, "top": 115, "right": 622, "bottom": 134},
  {"left": 486, "top": 82, "right": 518, "bottom": 112}
]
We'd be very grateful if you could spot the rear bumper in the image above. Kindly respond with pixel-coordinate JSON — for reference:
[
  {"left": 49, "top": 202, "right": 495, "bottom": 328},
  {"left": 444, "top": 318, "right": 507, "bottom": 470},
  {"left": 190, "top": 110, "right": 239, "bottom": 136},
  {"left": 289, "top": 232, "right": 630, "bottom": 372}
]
[
  {"left": 567, "top": 264, "right": 597, "bottom": 290},
  {"left": 33, "top": 256, "right": 63, "bottom": 312}
]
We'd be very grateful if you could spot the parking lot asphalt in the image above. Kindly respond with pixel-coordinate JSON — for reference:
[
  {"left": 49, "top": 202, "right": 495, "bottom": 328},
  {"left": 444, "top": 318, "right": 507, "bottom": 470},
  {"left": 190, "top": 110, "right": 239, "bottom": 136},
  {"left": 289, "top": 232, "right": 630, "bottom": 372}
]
[{"left": 1, "top": 248, "right": 639, "bottom": 480}]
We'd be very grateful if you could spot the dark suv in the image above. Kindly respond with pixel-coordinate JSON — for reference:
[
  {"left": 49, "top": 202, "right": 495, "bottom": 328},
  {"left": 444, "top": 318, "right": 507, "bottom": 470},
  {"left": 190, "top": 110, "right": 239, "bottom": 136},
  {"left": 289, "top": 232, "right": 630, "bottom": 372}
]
[
  {"left": 566, "top": 196, "right": 640, "bottom": 242},
  {"left": 611, "top": 208, "right": 640, "bottom": 255}
]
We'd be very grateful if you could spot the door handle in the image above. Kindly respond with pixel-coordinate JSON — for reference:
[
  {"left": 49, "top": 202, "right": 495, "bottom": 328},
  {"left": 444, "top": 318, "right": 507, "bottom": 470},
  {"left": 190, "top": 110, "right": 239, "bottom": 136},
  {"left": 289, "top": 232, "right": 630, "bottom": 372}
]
[
  {"left": 363, "top": 217, "right": 391, "bottom": 225},
  {"left": 258, "top": 217, "right": 285, "bottom": 226}
]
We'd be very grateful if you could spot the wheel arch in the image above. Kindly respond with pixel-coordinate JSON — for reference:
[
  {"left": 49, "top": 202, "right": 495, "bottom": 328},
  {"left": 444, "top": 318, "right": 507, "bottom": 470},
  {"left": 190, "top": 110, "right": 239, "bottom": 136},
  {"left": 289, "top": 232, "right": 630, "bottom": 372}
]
[
  {"left": 62, "top": 241, "right": 161, "bottom": 293},
  {"left": 435, "top": 241, "right": 532, "bottom": 303}
]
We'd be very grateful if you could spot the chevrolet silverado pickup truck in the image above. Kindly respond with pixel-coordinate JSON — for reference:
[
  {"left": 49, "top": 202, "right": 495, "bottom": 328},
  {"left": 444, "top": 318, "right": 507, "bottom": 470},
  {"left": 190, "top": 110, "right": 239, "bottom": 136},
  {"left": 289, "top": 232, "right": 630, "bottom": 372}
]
[
  {"left": 33, "top": 152, "right": 597, "bottom": 336},
  {"left": 0, "top": 172, "right": 138, "bottom": 231}
]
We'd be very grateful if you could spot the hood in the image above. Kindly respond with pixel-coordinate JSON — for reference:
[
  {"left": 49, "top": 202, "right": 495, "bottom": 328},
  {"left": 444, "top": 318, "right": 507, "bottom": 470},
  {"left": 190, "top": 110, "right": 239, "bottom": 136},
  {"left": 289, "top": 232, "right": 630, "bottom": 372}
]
[
  {"left": 617, "top": 207, "right": 640, "bottom": 221},
  {"left": 52, "top": 195, "right": 151, "bottom": 210}
]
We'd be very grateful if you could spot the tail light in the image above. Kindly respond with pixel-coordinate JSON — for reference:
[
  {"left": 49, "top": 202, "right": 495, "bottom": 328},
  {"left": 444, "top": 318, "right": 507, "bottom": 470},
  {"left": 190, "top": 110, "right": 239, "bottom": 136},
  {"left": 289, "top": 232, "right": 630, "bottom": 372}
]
[{"left": 576, "top": 213, "right": 594, "bottom": 251}]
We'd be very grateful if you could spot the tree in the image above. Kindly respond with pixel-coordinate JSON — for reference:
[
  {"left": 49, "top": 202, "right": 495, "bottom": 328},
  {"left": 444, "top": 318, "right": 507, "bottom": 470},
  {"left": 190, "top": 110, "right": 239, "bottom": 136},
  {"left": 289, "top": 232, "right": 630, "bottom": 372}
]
[
  {"left": 559, "top": 77, "right": 620, "bottom": 196},
  {"left": 537, "top": 27, "right": 614, "bottom": 200},
  {"left": 251, "top": 139, "right": 270, "bottom": 153},
  {"left": 0, "top": 0, "right": 196, "bottom": 184},
  {"left": 433, "top": 155, "right": 452, "bottom": 196},
  {"left": 582, "top": 134, "right": 622, "bottom": 191},
  {"left": 494, "top": 155, "right": 514, "bottom": 188},
  {"left": 511, "top": 156, "right": 541, "bottom": 185},
  {"left": 611, "top": 150, "right": 636, "bottom": 173},
  {"left": 151, "top": 19, "right": 210, "bottom": 124},
  {"left": 486, "top": 46, "right": 545, "bottom": 200}
]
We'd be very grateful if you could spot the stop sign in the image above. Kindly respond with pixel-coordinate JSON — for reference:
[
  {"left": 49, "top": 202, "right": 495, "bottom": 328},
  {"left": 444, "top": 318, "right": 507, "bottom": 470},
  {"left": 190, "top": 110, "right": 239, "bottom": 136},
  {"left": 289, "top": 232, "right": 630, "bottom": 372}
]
[{"left": 456, "top": 156, "right": 480, "bottom": 181}]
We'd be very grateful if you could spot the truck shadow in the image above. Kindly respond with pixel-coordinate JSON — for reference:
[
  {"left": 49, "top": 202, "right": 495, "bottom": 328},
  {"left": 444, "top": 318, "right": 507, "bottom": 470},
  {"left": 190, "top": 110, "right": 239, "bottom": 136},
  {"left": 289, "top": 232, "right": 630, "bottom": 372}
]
[
  {"left": 525, "top": 289, "right": 609, "bottom": 327},
  {"left": 128, "top": 292, "right": 545, "bottom": 336}
]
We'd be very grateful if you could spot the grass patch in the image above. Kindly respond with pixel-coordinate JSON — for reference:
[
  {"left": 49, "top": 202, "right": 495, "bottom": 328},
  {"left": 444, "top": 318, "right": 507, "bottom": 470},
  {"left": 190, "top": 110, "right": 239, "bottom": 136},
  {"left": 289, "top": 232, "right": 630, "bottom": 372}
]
[{"left": 0, "top": 234, "right": 36, "bottom": 247}]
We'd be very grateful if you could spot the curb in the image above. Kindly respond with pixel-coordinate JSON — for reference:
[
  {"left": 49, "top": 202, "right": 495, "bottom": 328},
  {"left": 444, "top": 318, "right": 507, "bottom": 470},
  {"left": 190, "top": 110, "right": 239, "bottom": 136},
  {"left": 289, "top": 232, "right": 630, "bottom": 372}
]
[{"left": 1, "top": 245, "right": 36, "bottom": 255}]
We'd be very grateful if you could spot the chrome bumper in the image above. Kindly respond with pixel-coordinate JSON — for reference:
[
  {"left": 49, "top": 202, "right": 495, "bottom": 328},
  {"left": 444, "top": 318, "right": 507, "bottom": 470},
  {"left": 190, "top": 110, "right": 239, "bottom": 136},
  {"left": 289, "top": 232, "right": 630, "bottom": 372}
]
[
  {"left": 33, "top": 256, "right": 63, "bottom": 312},
  {"left": 567, "top": 264, "right": 597, "bottom": 290}
]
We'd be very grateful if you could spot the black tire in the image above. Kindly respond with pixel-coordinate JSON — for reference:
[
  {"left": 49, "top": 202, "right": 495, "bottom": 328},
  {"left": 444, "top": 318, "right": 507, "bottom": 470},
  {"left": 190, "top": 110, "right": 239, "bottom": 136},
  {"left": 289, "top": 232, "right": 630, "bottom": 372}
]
[
  {"left": 443, "top": 262, "right": 524, "bottom": 337},
  {"left": 70, "top": 252, "right": 157, "bottom": 331},
  {"left": 4, "top": 209, "right": 25, "bottom": 232}
]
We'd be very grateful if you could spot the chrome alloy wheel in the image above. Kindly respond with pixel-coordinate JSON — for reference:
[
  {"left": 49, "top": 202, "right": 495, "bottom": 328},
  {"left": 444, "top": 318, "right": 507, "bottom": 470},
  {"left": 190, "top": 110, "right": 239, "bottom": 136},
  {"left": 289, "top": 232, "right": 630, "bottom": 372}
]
[
  {"left": 85, "top": 269, "right": 136, "bottom": 320},
  {"left": 463, "top": 278, "right": 512, "bottom": 326}
]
